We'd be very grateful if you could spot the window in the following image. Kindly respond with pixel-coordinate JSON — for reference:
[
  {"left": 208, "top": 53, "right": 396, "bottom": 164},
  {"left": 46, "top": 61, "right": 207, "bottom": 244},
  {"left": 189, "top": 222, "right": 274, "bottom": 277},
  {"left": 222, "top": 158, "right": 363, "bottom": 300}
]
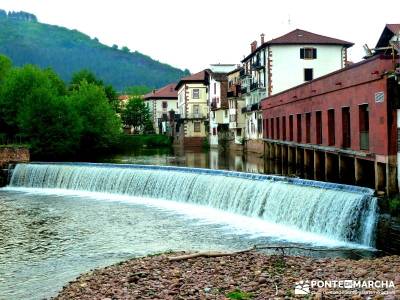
[
  {"left": 194, "top": 121, "right": 201, "bottom": 132},
  {"left": 237, "top": 128, "right": 242, "bottom": 136},
  {"left": 305, "top": 113, "right": 311, "bottom": 143},
  {"left": 257, "top": 118, "right": 262, "bottom": 134},
  {"left": 289, "top": 115, "right": 293, "bottom": 141},
  {"left": 282, "top": 116, "right": 286, "bottom": 140},
  {"left": 359, "top": 105, "right": 369, "bottom": 150},
  {"left": 304, "top": 68, "right": 313, "bottom": 81},
  {"left": 328, "top": 109, "right": 335, "bottom": 146},
  {"left": 214, "top": 83, "right": 216, "bottom": 95},
  {"left": 192, "top": 89, "right": 199, "bottom": 99},
  {"left": 300, "top": 47, "right": 317, "bottom": 59},
  {"left": 224, "top": 110, "right": 228, "bottom": 118},
  {"left": 193, "top": 105, "right": 200, "bottom": 115},
  {"left": 212, "top": 128, "right": 217, "bottom": 135},
  {"left": 276, "top": 117, "right": 280, "bottom": 140},
  {"left": 296, "top": 114, "right": 302, "bottom": 142},
  {"left": 162, "top": 101, "right": 167, "bottom": 109},
  {"left": 270, "top": 119, "right": 274, "bottom": 139},
  {"left": 342, "top": 107, "right": 351, "bottom": 148},
  {"left": 316, "top": 111, "right": 322, "bottom": 144}
]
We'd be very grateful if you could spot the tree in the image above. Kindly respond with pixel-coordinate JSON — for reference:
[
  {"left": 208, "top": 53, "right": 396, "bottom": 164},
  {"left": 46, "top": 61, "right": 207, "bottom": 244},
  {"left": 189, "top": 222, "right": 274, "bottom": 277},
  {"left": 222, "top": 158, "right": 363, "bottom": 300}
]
[
  {"left": 17, "top": 88, "right": 82, "bottom": 159},
  {"left": 68, "top": 82, "right": 121, "bottom": 152},
  {"left": 0, "top": 64, "right": 63, "bottom": 136},
  {"left": 112, "top": 44, "right": 118, "bottom": 49},
  {"left": 121, "top": 46, "right": 130, "bottom": 53},
  {"left": 0, "top": 54, "right": 12, "bottom": 82},
  {"left": 70, "top": 69, "right": 119, "bottom": 112},
  {"left": 121, "top": 98, "right": 153, "bottom": 133},
  {"left": 124, "top": 85, "right": 152, "bottom": 97}
]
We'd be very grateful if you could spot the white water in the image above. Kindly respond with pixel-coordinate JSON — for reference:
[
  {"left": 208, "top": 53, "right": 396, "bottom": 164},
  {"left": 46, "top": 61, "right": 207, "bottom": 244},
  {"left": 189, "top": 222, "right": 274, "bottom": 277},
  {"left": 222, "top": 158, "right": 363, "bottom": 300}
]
[{"left": 8, "top": 163, "right": 378, "bottom": 247}]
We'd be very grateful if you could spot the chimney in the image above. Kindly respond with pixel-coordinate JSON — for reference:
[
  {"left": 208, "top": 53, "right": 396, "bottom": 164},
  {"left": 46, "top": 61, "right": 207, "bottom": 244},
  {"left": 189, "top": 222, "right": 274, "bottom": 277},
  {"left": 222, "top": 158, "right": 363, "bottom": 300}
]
[
  {"left": 261, "top": 33, "right": 265, "bottom": 44},
  {"left": 152, "top": 89, "right": 156, "bottom": 94},
  {"left": 251, "top": 40, "right": 257, "bottom": 53}
]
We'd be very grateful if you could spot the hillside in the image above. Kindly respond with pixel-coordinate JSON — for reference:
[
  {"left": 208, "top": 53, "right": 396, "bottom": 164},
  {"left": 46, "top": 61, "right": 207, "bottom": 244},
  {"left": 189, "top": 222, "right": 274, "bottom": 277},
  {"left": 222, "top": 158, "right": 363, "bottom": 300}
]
[{"left": 0, "top": 10, "right": 189, "bottom": 90}]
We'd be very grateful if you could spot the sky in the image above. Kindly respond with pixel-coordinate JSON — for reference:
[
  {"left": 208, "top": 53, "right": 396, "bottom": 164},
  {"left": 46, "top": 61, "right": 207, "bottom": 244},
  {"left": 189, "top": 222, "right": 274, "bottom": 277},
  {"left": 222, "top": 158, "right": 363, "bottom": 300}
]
[{"left": 0, "top": 0, "right": 398, "bottom": 73}]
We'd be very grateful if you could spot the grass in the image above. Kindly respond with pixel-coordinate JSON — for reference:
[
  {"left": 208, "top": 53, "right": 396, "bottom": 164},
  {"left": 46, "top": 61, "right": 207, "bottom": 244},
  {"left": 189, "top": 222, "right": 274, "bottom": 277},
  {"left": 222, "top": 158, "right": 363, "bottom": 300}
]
[{"left": 226, "top": 289, "right": 254, "bottom": 300}]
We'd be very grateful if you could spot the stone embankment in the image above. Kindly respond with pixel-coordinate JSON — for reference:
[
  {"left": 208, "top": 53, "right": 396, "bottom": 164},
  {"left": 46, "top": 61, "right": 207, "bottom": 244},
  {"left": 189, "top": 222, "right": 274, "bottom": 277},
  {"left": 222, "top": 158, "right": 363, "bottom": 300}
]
[
  {"left": 0, "top": 146, "right": 30, "bottom": 186},
  {"left": 55, "top": 251, "right": 400, "bottom": 300}
]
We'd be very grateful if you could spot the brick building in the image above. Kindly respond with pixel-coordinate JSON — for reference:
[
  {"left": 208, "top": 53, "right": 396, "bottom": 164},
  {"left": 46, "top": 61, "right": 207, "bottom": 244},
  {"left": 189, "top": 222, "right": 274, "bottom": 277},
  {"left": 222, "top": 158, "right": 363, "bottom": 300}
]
[{"left": 261, "top": 54, "right": 400, "bottom": 194}]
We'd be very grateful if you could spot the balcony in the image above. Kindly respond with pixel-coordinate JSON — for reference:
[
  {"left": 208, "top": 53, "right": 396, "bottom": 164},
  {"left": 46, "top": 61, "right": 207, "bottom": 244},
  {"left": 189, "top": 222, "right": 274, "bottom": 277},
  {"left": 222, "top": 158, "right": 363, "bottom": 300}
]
[
  {"left": 240, "top": 69, "right": 251, "bottom": 78},
  {"left": 183, "top": 113, "right": 205, "bottom": 119},
  {"left": 251, "top": 103, "right": 260, "bottom": 111},
  {"left": 250, "top": 82, "right": 259, "bottom": 91},
  {"left": 252, "top": 59, "right": 264, "bottom": 70},
  {"left": 210, "top": 101, "right": 217, "bottom": 110}
]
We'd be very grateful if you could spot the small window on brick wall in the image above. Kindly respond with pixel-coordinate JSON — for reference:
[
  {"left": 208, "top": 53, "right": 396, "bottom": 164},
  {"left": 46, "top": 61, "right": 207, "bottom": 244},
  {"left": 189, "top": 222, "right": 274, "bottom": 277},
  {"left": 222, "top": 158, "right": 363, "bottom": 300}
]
[{"left": 300, "top": 48, "right": 317, "bottom": 59}]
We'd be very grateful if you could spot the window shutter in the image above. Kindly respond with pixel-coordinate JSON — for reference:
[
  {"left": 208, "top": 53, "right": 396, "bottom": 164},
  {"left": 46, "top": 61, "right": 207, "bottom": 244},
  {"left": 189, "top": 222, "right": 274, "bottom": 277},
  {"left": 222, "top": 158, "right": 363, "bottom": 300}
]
[
  {"left": 300, "top": 48, "right": 305, "bottom": 59},
  {"left": 313, "top": 48, "right": 317, "bottom": 59}
]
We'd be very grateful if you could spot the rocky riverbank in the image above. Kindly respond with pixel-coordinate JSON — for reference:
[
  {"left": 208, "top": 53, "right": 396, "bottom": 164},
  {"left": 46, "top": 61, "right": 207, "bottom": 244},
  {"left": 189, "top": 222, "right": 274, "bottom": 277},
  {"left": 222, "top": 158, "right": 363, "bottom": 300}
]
[{"left": 54, "top": 251, "right": 400, "bottom": 300}]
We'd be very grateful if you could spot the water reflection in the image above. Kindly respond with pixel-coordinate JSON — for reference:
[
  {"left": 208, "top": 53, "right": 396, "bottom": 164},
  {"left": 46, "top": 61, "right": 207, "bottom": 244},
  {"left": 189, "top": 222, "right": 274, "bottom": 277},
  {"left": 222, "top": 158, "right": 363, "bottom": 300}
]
[{"left": 102, "top": 147, "right": 266, "bottom": 174}]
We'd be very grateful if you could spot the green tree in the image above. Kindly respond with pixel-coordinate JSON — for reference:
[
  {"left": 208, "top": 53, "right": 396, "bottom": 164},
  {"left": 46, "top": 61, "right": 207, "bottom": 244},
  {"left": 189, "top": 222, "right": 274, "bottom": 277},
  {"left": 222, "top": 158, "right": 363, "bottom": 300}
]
[
  {"left": 121, "top": 46, "right": 130, "bottom": 53},
  {"left": 18, "top": 87, "right": 82, "bottom": 159},
  {"left": 124, "top": 85, "right": 152, "bottom": 97},
  {"left": 68, "top": 82, "right": 121, "bottom": 152},
  {"left": 121, "top": 98, "right": 153, "bottom": 133},
  {"left": 0, "top": 54, "right": 12, "bottom": 82},
  {"left": 70, "top": 69, "right": 119, "bottom": 112},
  {"left": 0, "top": 64, "right": 63, "bottom": 136}
]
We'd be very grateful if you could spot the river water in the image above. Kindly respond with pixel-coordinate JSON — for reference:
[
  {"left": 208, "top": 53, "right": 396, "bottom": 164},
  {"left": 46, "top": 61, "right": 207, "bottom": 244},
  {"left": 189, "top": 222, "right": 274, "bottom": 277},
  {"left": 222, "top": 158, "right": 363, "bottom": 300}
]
[{"left": 0, "top": 148, "right": 377, "bottom": 300}]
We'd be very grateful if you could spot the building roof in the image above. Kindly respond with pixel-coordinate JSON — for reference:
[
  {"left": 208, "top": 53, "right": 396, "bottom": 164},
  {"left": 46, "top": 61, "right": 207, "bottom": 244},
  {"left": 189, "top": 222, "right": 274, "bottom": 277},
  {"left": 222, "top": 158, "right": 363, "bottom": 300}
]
[
  {"left": 118, "top": 95, "right": 130, "bottom": 101},
  {"left": 242, "top": 29, "right": 353, "bottom": 62},
  {"left": 175, "top": 70, "right": 209, "bottom": 90},
  {"left": 143, "top": 83, "right": 177, "bottom": 100},
  {"left": 376, "top": 24, "right": 400, "bottom": 48}
]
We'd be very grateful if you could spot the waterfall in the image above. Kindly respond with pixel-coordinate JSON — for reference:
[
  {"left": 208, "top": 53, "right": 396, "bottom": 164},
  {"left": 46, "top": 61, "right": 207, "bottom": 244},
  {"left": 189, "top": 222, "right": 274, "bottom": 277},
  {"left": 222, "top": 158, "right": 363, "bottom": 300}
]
[{"left": 8, "top": 163, "right": 378, "bottom": 246}]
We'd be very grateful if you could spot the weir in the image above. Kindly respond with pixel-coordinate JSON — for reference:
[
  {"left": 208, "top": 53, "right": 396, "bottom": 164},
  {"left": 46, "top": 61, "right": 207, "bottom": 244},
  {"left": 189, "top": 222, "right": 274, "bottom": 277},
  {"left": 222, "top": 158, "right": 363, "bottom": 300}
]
[{"left": 9, "top": 163, "right": 378, "bottom": 247}]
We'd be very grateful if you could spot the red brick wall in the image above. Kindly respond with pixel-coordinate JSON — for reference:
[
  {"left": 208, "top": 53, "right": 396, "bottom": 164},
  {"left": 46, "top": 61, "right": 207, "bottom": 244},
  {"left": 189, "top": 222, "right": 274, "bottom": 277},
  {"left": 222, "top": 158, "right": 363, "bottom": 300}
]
[{"left": 261, "top": 56, "right": 397, "bottom": 156}]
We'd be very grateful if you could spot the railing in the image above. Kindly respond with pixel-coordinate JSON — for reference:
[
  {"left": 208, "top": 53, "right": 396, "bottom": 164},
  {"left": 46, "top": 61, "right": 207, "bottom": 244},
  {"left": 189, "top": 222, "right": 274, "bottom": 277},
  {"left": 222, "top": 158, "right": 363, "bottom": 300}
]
[
  {"left": 184, "top": 113, "right": 205, "bottom": 119},
  {"left": 360, "top": 131, "right": 369, "bottom": 150},
  {"left": 250, "top": 82, "right": 259, "bottom": 91},
  {"left": 240, "top": 69, "right": 251, "bottom": 77},
  {"left": 252, "top": 59, "right": 263, "bottom": 69},
  {"left": 210, "top": 102, "right": 217, "bottom": 109}
]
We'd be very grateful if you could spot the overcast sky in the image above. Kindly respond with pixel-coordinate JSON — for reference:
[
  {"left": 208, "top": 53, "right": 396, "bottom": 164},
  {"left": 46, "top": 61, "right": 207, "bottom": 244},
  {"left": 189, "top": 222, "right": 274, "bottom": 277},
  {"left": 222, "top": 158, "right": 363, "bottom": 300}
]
[{"left": 0, "top": 0, "right": 398, "bottom": 73}]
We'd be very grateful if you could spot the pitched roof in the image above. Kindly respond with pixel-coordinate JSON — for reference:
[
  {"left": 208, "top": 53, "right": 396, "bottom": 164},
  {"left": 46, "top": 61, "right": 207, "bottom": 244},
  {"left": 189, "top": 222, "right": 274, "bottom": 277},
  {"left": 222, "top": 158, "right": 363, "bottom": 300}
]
[
  {"left": 143, "top": 83, "right": 177, "bottom": 100},
  {"left": 376, "top": 24, "right": 400, "bottom": 48},
  {"left": 387, "top": 24, "right": 400, "bottom": 34},
  {"left": 242, "top": 29, "right": 353, "bottom": 62},
  {"left": 175, "top": 70, "right": 209, "bottom": 90}
]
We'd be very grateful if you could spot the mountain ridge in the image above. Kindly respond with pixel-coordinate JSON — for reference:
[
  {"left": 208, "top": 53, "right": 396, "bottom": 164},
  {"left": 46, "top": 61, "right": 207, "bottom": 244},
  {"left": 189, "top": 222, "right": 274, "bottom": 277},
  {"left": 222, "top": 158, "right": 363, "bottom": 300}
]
[{"left": 0, "top": 10, "right": 190, "bottom": 91}]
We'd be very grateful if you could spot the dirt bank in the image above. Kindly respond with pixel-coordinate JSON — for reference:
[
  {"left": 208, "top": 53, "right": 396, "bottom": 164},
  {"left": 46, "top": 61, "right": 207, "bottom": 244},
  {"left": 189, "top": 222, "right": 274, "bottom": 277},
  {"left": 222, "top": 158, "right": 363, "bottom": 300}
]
[{"left": 54, "top": 251, "right": 400, "bottom": 299}]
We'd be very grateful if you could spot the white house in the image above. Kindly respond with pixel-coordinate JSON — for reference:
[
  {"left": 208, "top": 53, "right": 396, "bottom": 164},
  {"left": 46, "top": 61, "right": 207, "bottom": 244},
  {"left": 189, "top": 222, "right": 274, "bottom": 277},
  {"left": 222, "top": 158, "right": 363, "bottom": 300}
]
[
  {"left": 240, "top": 29, "right": 353, "bottom": 152},
  {"left": 143, "top": 83, "right": 178, "bottom": 135},
  {"left": 208, "top": 71, "right": 229, "bottom": 147}
]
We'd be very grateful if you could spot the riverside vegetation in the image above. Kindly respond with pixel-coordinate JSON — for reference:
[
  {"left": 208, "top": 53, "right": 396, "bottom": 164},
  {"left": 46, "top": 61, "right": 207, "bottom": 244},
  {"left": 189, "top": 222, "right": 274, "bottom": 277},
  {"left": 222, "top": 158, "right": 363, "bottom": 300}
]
[{"left": 0, "top": 54, "right": 172, "bottom": 161}]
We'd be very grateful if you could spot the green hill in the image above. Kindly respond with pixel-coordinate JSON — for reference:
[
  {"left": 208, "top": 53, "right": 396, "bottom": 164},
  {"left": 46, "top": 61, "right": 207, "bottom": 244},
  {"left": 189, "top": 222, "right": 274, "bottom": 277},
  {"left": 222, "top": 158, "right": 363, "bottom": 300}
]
[{"left": 0, "top": 10, "right": 189, "bottom": 91}]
